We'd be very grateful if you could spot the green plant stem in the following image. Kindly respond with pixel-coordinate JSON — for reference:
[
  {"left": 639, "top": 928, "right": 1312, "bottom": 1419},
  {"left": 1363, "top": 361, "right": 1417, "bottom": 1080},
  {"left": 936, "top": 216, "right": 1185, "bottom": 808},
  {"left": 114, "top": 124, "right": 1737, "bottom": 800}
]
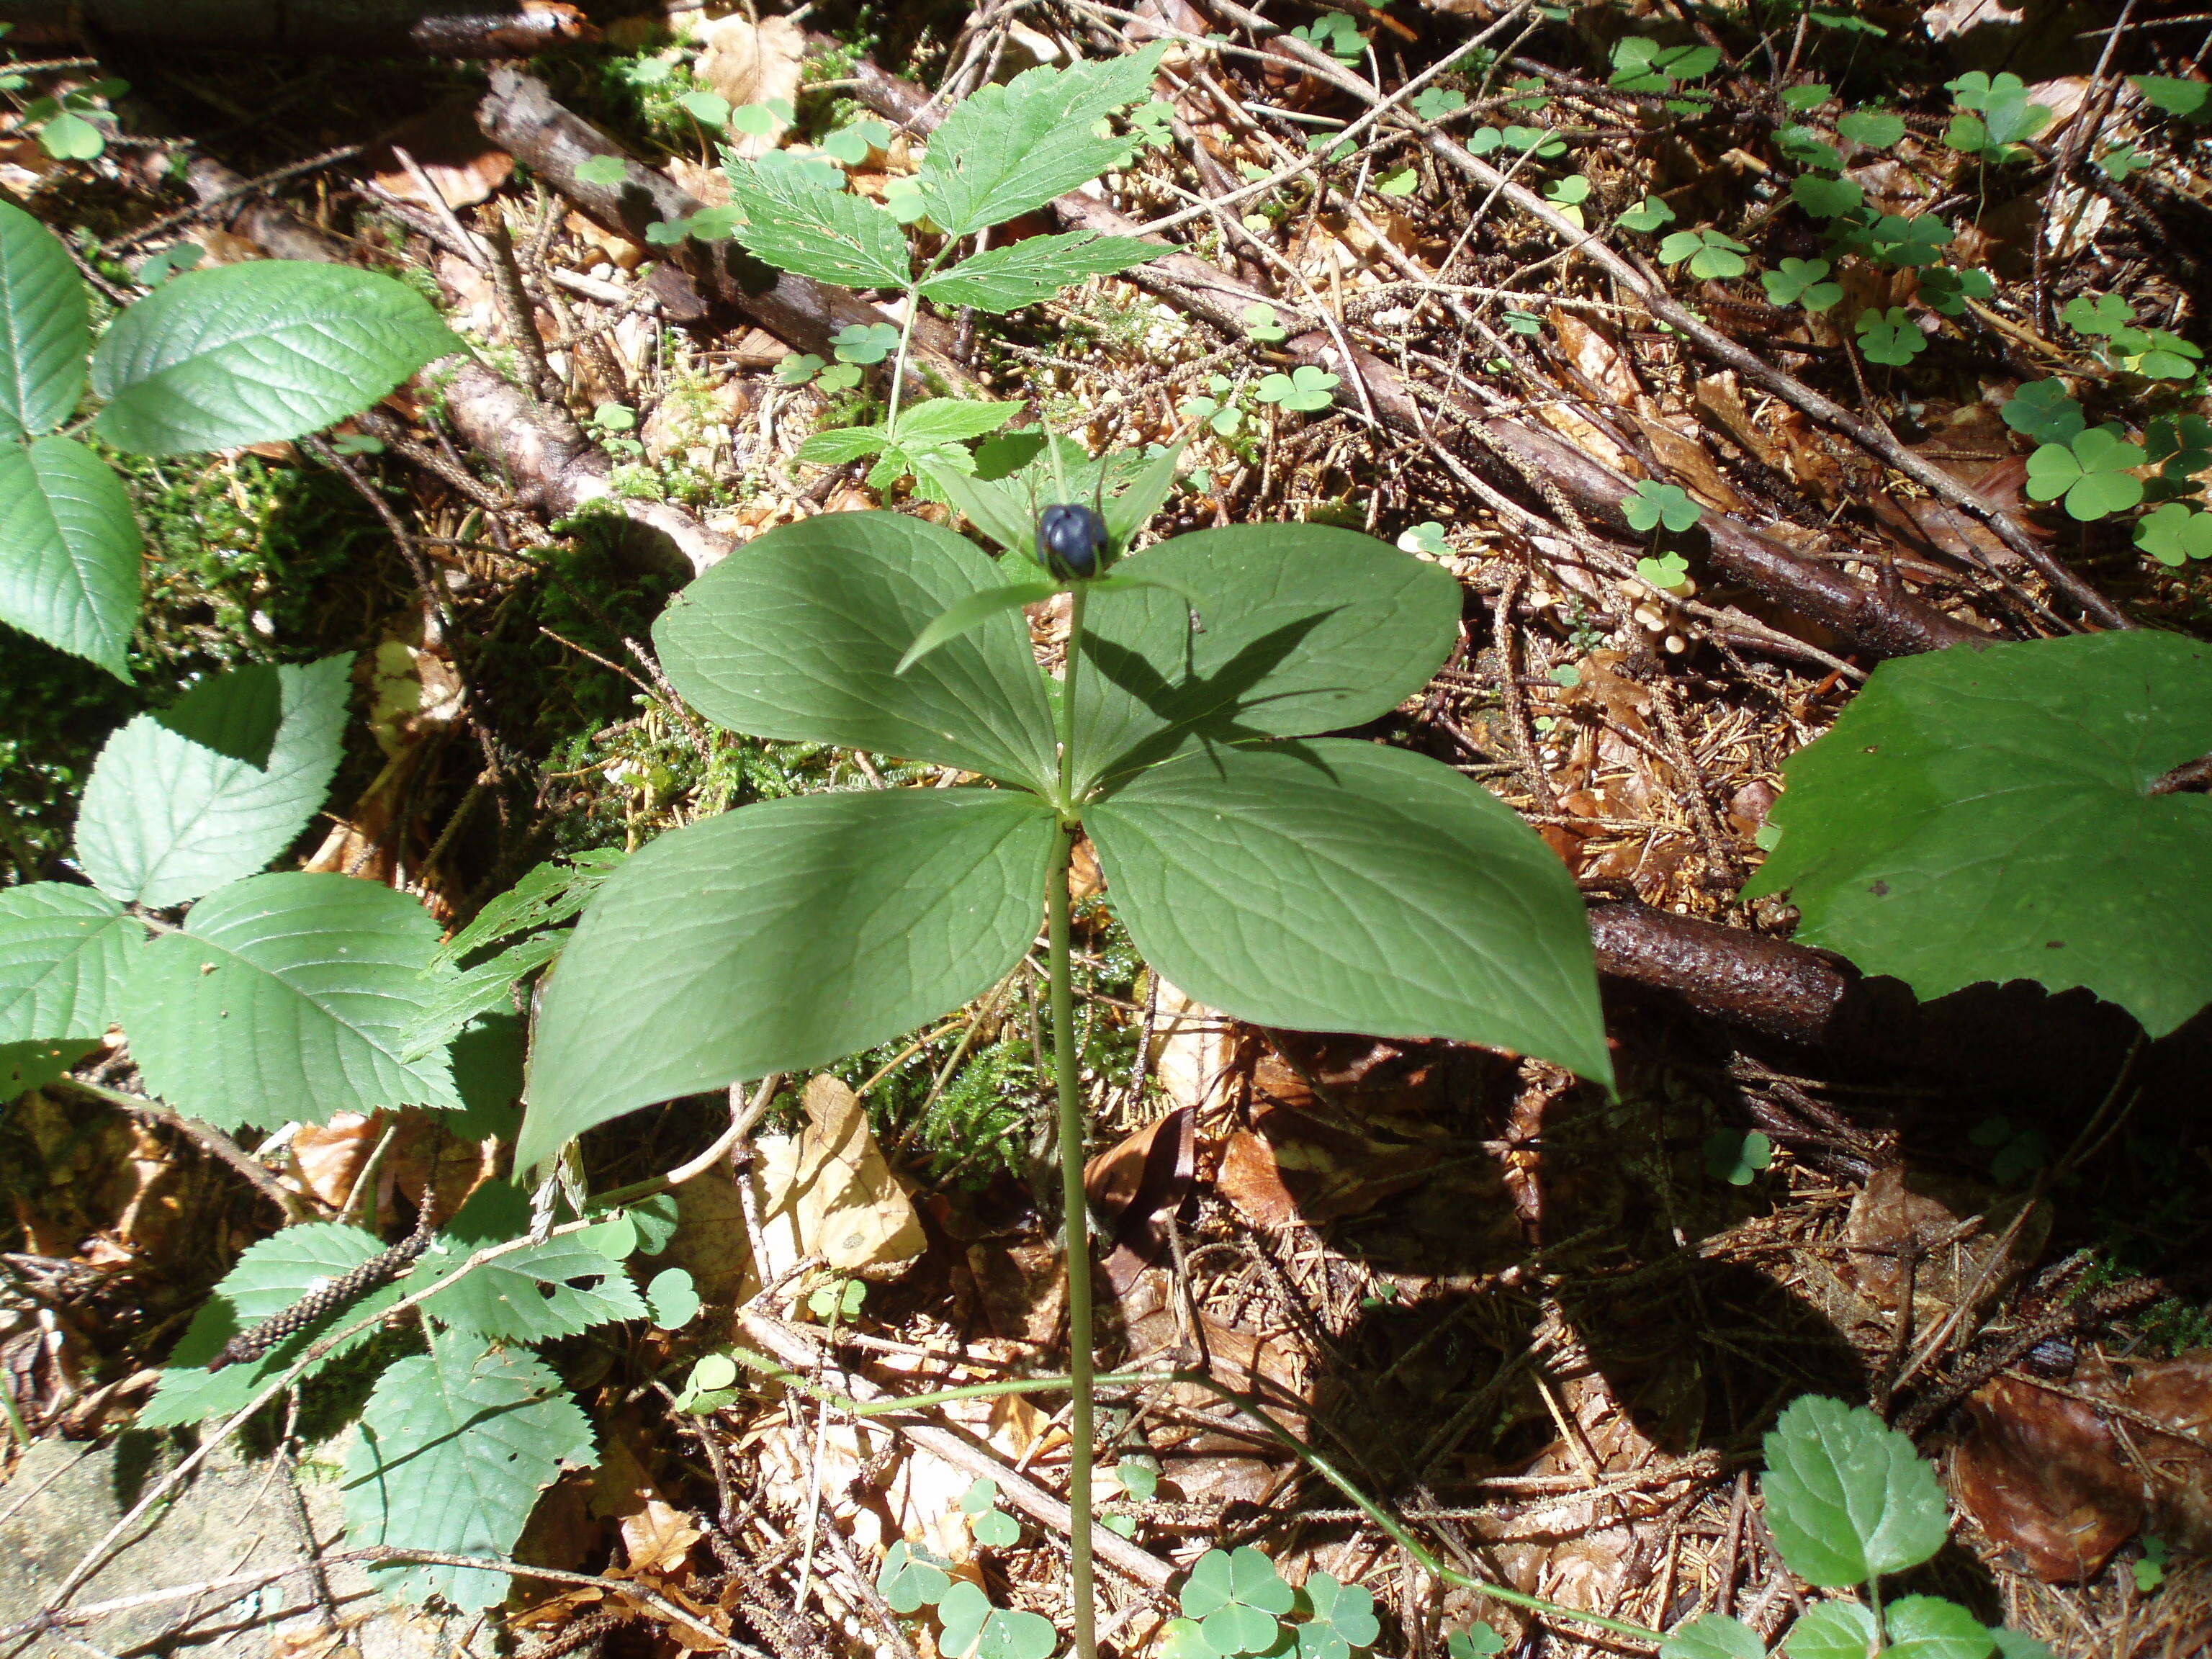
[
  {"left": 882, "top": 287, "right": 925, "bottom": 446},
  {"left": 1056, "top": 587, "right": 1088, "bottom": 811},
  {"left": 1048, "top": 819, "right": 1098, "bottom": 1659}
]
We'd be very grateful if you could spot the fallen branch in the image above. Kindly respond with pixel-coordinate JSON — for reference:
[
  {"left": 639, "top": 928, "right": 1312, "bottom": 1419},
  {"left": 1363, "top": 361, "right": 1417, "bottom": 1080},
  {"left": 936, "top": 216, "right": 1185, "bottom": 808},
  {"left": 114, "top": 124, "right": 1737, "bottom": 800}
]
[{"left": 0, "top": 0, "right": 590, "bottom": 56}]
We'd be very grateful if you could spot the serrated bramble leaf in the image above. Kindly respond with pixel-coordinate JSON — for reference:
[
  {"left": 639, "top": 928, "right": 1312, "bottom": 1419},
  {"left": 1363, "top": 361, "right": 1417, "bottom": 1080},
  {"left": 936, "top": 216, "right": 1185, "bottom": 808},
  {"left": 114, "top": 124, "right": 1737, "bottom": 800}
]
[
  {"left": 794, "top": 424, "right": 891, "bottom": 467},
  {"left": 521, "top": 787, "right": 1056, "bottom": 1172},
  {"left": 437, "top": 848, "right": 624, "bottom": 966},
  {"left": 416, "top": 1183, "right": 647, "bottom": 1342},
  {"left": 401, "top": 927, "right": 566, "bottom": 1061},
  {"left": 917, "top": 45, "right": 1168, "bottom": 238},
  {"left": 721, "top": 158, "right": 912, "bottom": 290},
  {"left": 91, "top": 262, "right": 456, "bottom": 456},
  {"left": 896, "top": 400, "right": 1022, "bottom": 445},
  {"left": 1783, "top": 1601, "right": 1878, "bottom": 1659},
  {"left": 1838, "top": 109, "right": 1905, "bottom": 148},
  {"left": 0, "top": 435, "right": 143, "bottom": 678},
  {"left": 76, "top": 655, "right": 350, "bottom": 906},
  {"left": 1088, "top": 740, "right": 1612, "bottom": 1086},
  {"left": 1791, "top": 174, "right": 1863, "bottom": 220},
  {"left": 0, "top": 203, "right": 89, "bottom": 439},
  {"left": 1660, "top": 1612, "right": 1765, "bottom": 1659},
  {"left": 344, "top": 1337, "right": 595, "bottom": 1610},
  {"left": 140, "top": 1221, "right": 409, "bottom": 1427},
  {"left": 1745, "top": 631, "right": 2212, "bottom": 1035},
  {"left": 1758, "top": 1395, "right": 1951, "bottom": 1587},
  {"left": 918, "top": 232, "right": 1161, "bottom": 313},
  {"left": 124, "top": 871, "right": 460, "bottom": 1130},
  {"left": 0, "top": 882, "right": 143, "bottom": 1046}
]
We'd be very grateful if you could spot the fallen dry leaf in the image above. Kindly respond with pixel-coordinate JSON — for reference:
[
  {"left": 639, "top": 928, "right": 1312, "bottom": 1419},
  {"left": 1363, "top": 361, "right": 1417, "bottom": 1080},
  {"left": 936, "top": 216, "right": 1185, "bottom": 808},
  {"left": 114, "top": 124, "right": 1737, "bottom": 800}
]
[
  {"left": 752, "top": 1074, "right": 925, "bottom": 1277},
  {"left": 1954, "top": 1375, "right": 2143, "bottom": 1581},
  {"left": 367, "top": 99, "right": 513, "bottom": 210},
  {"left": 695, "top": 16, "right": 806, "bottom": 158}
]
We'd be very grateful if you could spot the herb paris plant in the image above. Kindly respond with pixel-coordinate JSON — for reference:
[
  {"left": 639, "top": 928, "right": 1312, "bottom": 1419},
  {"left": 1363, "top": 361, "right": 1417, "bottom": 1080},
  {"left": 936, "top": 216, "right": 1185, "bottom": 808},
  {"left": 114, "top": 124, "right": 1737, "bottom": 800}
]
[{"left": 523, "top": 498, "right": 1614, "bottom": 1653}]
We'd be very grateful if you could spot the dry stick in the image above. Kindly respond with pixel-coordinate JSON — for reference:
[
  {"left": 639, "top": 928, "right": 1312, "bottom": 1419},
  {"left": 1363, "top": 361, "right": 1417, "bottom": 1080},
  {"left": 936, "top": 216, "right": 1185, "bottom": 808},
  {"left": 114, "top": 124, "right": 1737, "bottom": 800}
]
[
  {"left": 57, "top": 1078, "right": 310, "bottom": 1223},
  {"left": 6, "top": 1113, "right": 765, "bottom": 1641},
  {"left": 1195, "top": 0, "right": 2132, "bottom": 633}
]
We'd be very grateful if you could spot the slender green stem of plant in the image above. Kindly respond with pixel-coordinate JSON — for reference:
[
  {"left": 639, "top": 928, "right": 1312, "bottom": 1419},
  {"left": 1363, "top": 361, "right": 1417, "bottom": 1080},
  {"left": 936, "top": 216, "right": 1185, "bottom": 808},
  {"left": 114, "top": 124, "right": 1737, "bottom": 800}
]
[
  {"left": 1056, "top": 587, "right": 1088, "bottom": 812},
  {"left": 883, "top": 287, "right": 925, "bottom": 447},
  {"left": 724, "top": 1350, "right": 1164, "bottom": 1416},
  {"left": 1048, "top": 818, "right": 1098, "bottom": 1659}
]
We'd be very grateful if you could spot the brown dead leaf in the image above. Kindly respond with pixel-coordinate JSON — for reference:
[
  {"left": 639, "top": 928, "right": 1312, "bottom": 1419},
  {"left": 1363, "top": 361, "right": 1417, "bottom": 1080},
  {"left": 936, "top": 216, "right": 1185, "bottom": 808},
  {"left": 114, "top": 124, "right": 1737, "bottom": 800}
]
[
  {"left": 665, "top": 1157, "right": 752, "bottom": 1309},
  {"left": 696, "top": 16, "right": 806, "bottom": 158},
  {"left": 1085, "top": 1107, "right": 1195, "bottom": 1291},
  {"left": 288, "top": 1112, "right": 385, "bottom": 1212},
  {"left": 1629, "top": 413, "right": 1748, "bottom": 514},
  {"left": 1954, "top": 1375, "right": 2142, "bottom": 1582},
  {"left": 1693, "top": 370, "right": 1788, "bottom": 472},
  {"left": 753, "top": 1074, "right": 925, "bottom": 1277},
  {"left": 1552, "top": 313, "right": 1640, "bottom": 405},
  {"left": 367, "top": 99, "right": 513, "bottom": 210}
]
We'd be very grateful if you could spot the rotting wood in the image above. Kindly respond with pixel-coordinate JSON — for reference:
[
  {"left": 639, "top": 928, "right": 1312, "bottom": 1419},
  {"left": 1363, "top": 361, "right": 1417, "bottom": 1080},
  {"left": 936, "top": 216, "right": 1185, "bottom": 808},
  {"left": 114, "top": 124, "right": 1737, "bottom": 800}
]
[{"left": 0, "top": 0, "right": 589, "bottom": 56}]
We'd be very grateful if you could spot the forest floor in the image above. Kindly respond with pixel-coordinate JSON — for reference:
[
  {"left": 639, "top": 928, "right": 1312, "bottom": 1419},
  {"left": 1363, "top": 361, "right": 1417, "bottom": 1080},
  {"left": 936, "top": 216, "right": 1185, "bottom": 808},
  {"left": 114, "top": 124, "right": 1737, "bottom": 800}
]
[{"left": 1, "top": 2, "right": 2210, "bottom": 1658}]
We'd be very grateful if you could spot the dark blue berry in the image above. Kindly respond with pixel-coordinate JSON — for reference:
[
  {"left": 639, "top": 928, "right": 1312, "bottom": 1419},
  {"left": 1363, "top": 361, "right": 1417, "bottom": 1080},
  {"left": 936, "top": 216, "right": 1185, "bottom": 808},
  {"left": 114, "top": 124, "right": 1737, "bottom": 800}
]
[{"left": 1037, "top": 503, "right": 1109, "bottom": 580}]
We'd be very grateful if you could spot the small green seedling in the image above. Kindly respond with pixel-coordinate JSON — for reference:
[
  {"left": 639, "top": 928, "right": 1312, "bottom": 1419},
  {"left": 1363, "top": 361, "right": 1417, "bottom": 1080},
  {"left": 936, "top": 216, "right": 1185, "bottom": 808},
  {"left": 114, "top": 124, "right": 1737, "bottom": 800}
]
[
  {"left": 1111, "top": 1456, "right": 1160, "bottom": 1501},
  {"left": 1180, "top": 376, "right": 1244, "bottom": 436},
  {"left": 1657, "top": 229, "right": 1749, "bottom": 281},
  {"left": 1399, "top": 522, "right": 1449, "bottom": 556},
  {"left": 1290, "top": 13, "right": 1365, "bottom": 64},
  {"left": 2136, "top": 1536, "right": 2170, "bottom": 1593},
  {"left": 1919, "top": 266, "right": 1994, "bottom": 318},
  {"left": 21, "top": 78, "right": 127, "bottom": 160},
  {"left": 1761, "top": 258, "right": 1840, "bottom": 313},
  {"left": 1944, "top": 72, "right": 2051, "bottom": 161},
  {"left": 960, "top": 1477, "right": 1022, "bottom": 1547},
  {"left": 679, "top": 89, "right": 732, "bottom": 128},
  {"left": 2025, "top": 426, "right": 2146, "bottom": 521},
  {"left": 1856, "top": 307, "right": 1928, "bottom": 367},
  {"left": 645, "top": 1267, "right": 701, "bottom": 1329},
  {"left": 877, "top": 1541, "right": 953, "bottom": 1612},
  {"left": 327, "top": 432, "right": 385, "bottom": 457},
  {"left": 2098, "top": 145, "right": 2154, "bottom": 181},
  {"left": 2137, "top": 504, "right": 2212, "bottom": 566},
  {"left": 1618, "top": 194, "right": 1676, "bottom": 233},
  {"left": 589, "top": 403, "right": 642, "bottom": 458},
  {"left": 822, "top": 118, "right": 892, "bottom": 165},
  {"left": 1637, "top": 550, "right": 1692, "bottom": 592},
  {"left": 1447, "top": 1627, "right": 1505, "bottom": 1659},
  {"left": 1243, "top": 302, "right": 1288, "bottom": 343},
  {"left": 1256, "top": 366, "right": 1340, "bottom": 413},
  {"left": 1624, "top": 481, "right": 1701, "bottom": 535},
  {"left": 729, "top": 98, "right": 796, "bottom": 139},
  {"left": 806, "top": 1277, "right": 867, "bottom": 1321},
  {"left": 1704, "top": 1128, "right": 1773, "bottom": 1186},
  {"left": 136, "top": 243, "right": 204, "bottom": 287}
]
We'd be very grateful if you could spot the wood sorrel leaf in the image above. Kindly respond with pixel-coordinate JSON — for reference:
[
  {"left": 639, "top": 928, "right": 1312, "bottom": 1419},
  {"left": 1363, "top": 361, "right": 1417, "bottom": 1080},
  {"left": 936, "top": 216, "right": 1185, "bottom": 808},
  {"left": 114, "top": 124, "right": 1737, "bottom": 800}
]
[
  {"left": 1069, "top": 524, "right": 1460, "bottom": 795},
  {"left": 1743, "top": 632, "right": 2212, "bottom": 1036},
  {"left": 655, "top": 511, "right": 1060, "bottom": 793},
  {"left": 1087, "top": 740, "right": 1611, "bottom": 1086},
  {"left": 519, "top": 788, "right": 1056, "bottom": 1172},
  {"left": 91, "top": 261, "right": 457, "bottom": 456},
  {"left": 1761, "top": 1395, "right": 1949, "bottom": 1588}
]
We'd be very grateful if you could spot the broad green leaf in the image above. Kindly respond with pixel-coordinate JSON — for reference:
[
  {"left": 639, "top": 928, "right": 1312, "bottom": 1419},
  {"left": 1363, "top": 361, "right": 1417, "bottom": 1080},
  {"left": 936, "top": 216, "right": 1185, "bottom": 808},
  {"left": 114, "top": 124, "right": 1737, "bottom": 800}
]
[
  {"left": 343, "top": 1336, "right": 595, "bottom": 1610},
  {"left": 91, "top": 261, "right": 457, "bottom": 456},
  {"left": 1087, "top": 741, "right": 1612, "bottom": 1086},
  {"left": 417, "top": 1183, "right": 647, "bottom": 1343},
  {"left": 400, "top": 927, "right": 567, "bottom": 1061},
  {"left": 0, "top": 882, "right": 142, "bottom": 1044},
  {"left": 896, "top": 399, "right": 1021, "bottom": 444},
  {"left": 2000, "top": 381, "right": 2084, "bottom": 446},
  {"left": 520, "top": 787, "right": 1056, "bottom": 1172},
  {"left": 140, "top": 1220, "right": 408, "bottom": 1428},
  {"left": 1743, "top": 633, "right": 2212, "bottom": 1037},
  {"left": 1783, "top": 1601, "right": 1879, "bottom": 1659},
  {"left": 654, "top": 511, "right": 1060, "bottom": 791},
  {"left": 1884, "top": 1598, "right": 1995, "bottom": 1659},
  {"left": 436, "top": 848, "right": 624, "bottom": 965},
  {"left": 917, "top": 45, "right": 1169, "bottom": 238},
  {"left": 1759, "top": 1395, "right": 1949, "bottom": 1588},
  {"left": 1, "top": 1038, "right": 98, "bottom": 1097},
  {"left": 934, "top": 459, "right": 1042, "bottom": 559},
  {"left": 0, "top": 436, "right": 142, "bottom": 678},
  {"left": 917, "top": 232, "right": 1161, "bottom": 313},
  {"left": 1180, "top": 1547, "right": 1294, "bottom": 1656},
  {"left": 2024, "top": 426, "right": 2144, "bottom": 521},
  {"left": 1069, "top": 523, "right": 1461, "bottom": 794},
  {"left": 0, "top": 202, "right": 89, "bottom": 438},
  {"left": 721, "top": 158, "right": 912, "bottom": 289},
  {"left": 76, "top": 654, "right": 351, "bottom": 906},
  {"left": 1990, "top": 1632, "right": 2055, "bottom": 1659},
  {"left": 1101, "top": 437, "right": 1187, "bottom": 550},
  {"left": 1662, "top": 1613, "right": 1766, "bottom": 1659},
  {"left": 897, "top": 581, "right": 1058, "bottom": 674},
  {"left": 123, "top": 871, "right": 461, "bottom": 1130}
]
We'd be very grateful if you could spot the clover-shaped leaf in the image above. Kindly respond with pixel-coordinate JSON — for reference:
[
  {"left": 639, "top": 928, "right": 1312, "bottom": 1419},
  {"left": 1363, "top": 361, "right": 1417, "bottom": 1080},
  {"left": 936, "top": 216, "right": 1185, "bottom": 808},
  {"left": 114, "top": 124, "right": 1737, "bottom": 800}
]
[
  {"left": 1762, "top": 257, "right": 1841, "bottom": 311},
  {"left": 778, "top": 353, "right": 826, "bottom": 387},
  {"left": 574, "top": 153, "right": 628, "bottom": 188},
  {"left": 2062, "top": 293, "right": 2134, "bottom": 338},
  {"left": 1161, "top": 1620, "right": 1216, "bottom": 1659},
  {"left": 645, "top": 1267, "right": 701, "bottom": 1329},
  {"left": 2113, "top": 328, "right": 2203, "bottom": 382},
  {"left": 1243, "top": 302, "right": 1287, "bottom": 343},
  {"left": 2137, "top": 503, "right": 2212, "bottom": 566},
  {"left": 1295, "top": 1572, "right": 1380, "bottom": 1659},
  {"left": 2025, "top": 426, "right": 2146, "bottom": 520},
  {"left": 1624, "top": 480, "right": 1701, "bottom": 534},
  {"left": 2148, "top": 413, "right": 2212, "bottom": 479},
  {"left": 1447, "top": 1627, "right": 1506, "bottom": 1659},
  {"left": 1659, "top": 1613, "right": 1764, "bottom": 1659},
  {"left": 1618, "top": 194, "right": 1676, "bottom": 233},
  {"left": 2097, "top": 145, "right": 2154, "bottom": 181},
  {"left": 1113, "top": 1455, "right": 1161, "bottom": 1501},
  {"left": 2134, "top": 75, "right": 2210, "bottom": 120},
  {"left": 1256, "top": 365, "right": 1339, "bottom": 413},
  {"left": 1658, "top": 229, "right": 1749, "bottom": 280},
  {"left": 822, "top": 118, "right": 892, "bottom": 165},
  {"left": 877, "top": 1541, "right": 952, "bottom": 1613},
  {"left": 831, "top": 323, "right": 903, "bottom": 365},
  {"left": 1791, "top": 174, "right": 1863, "bottom": 220},
  {"left": 1411, "top": 86, "right": 1466, "bottom": 122},
  {"left": 1398, "top": 521, "right": 1449, "bottom": 555},
  {"left": 1637, "top": 550, "right": 1692, "bottom": 591},
  {"left": 2001, "top": 380, "right": 2085, "bottom": 445},
  {"left": 961, "top": 1476, "right": 1022, "bottom": 1546},
  {"left": 1375, "top": 168, "right": 1419, "bottom": 197},
  {"left": 1776, "top": 125, "right": 1843, "bottom": 170},
  {"left": 1918, "top": 266, "right": 1993, "bottom": 317},
  {"left": 937, "top": 1581, "right": 1057, "bottom": 1659},
  {"left": 1856, "top": 307, "right": 1927, "bottom": 367},
  {"left": 1838, "top": 108, "right": 1905, "bottom": 149},
  {"left": 1854, "top": 212, "right": 1953, "bottom": 269},
  {"left": 1704, "top": 1128, "right": 1773, "bottom": 1185},
  {"left": 1182, "top": 1547, "right": 1295, "bottom": 1656}
]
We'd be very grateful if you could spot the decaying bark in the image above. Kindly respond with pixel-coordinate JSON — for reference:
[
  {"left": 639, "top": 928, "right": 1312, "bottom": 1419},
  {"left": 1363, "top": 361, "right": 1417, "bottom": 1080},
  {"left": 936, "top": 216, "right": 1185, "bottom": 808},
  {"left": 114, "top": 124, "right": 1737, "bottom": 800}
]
[
  {"left": 840, "top": 56, "right": 1987, "bottom": 662},
  {"left": 0, "top": 0, "right": 587, "bottom": 55}
]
